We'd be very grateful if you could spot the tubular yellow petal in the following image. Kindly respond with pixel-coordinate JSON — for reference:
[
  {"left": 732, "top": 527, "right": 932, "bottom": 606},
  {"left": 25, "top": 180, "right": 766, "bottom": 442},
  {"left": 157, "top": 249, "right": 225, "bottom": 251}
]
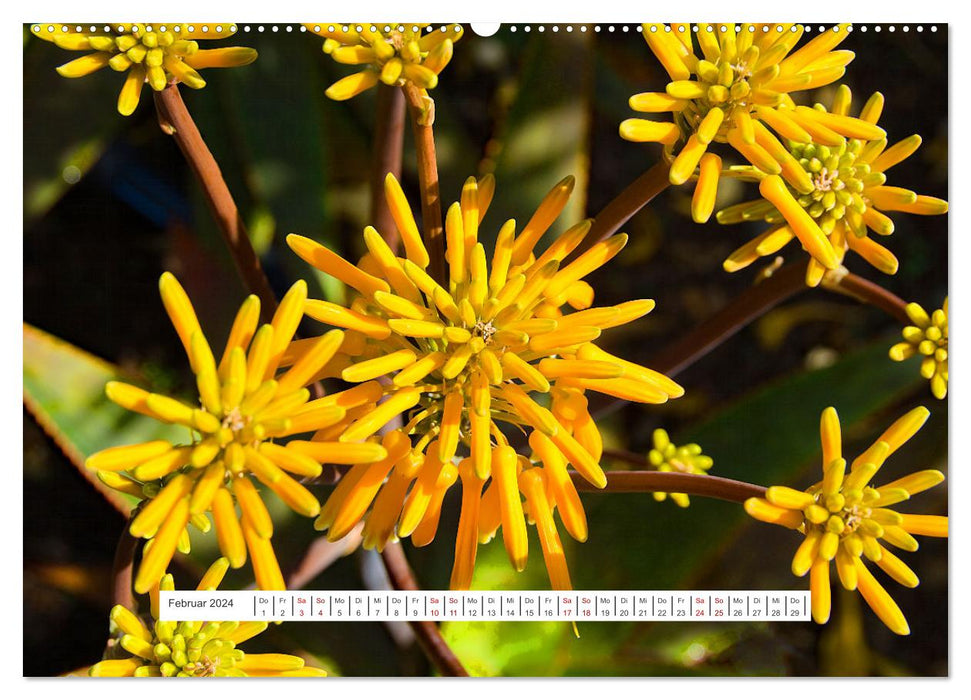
[
  {"left": 86, "top": 440, "right": 173, "bottom": 473},
  {"left": 327, "top": 434, "right": 408, "bottom": 539},
  {"left": 264, "top": 469, "right": 321, "bottom": 518},
  {"left": 241, "top": 517, "right": 285, "bottom": 591},
  {"left": 283, "top": 403, "right": 347, "bottom": 438},
  {"left": 846, "top": 234, "right": 899, "bottom": 275},
  {"left": 342, "top": 349, "right": 417, "bottom": 383},
  {"left": 766, "top": 485, "right": 814, "bottom": 510},
  {"left": 727, "top": 128, "right": 782, "bottom": 175},
  {"left": 412, "top": 463, "right": 457, "bottom": 546},
  {"left": 325, "top": 69, "right": 379, "bottom": 100},
  {"left": 754, "top": 106, "right": 813, "bottom": 143},
  {"left": 212, "top": 488, "right": 247, "bottom": 567},
  {"left": 871, "top": 135, "right": 922, "bottom": 172},
  {"left": 185, "top": 46, "right": 258, "bottom": 69},
  {"left": 874, "top": 546, "right": 919, "bottom": 588},
  {"left": 398, "top": 448, "right": 446, "bottom": 537},
  {"left": 691, "top": 153, "right": 722, "bottom": 223},
  {"left": 759, "top": 175, "right": 838, "bottom": 269},
  {"left": 819, "top": 406, "right": 841, "bottom": 467},
  {"left": 304, "top": 299, "right": 390, "bottom": 339},
  {"left": 855, "top": 558, "right": 910, "bottom": 635},
  {"left": 131, "top": 446, "right": 193, "bottom": 482},
  {"left": 438, "top": 390, "right": 464, "bottom": 463},
  {"left": 530, "top": 431, "right": 587, "bottom": 542},
  {"left": 277, "top": 332, "right": 344, "bottom": 398},
  {"left": 237, "top": 653, "right": 305, "bottom": 672},
  {"left": 110, "top": 603, "right": 153, "bottom": 642},
  {"left": 340, "top": 388, "right": 421, "bottom": 443},
  {"left": 538, "top": 359, "right": 622, "bottom": 380},
  {"left": 795, "top": 107, "right": 885, "bottom": 141},
  {"left": 501, "top": 353, "right": 550, "bottom": 393},
  {"left": 510, "top": 176, "right": 575, "bottom": 266},
  {"left": 492, "top": 446, "right": 528, "bottom": 571},
  {"left": 874, "top": 406, "right": 930, "bottom": 457},
  {"left": 393, "top": 352, "right": 446, "bottom": 388},
  {"left": 135, "top": 498, "right": 189, "bottom": 594},
  {"left": 629, "top": 92, "right": 687, "bottom": 113},
  {"left": 544, "top": 234, "right": 628, "bottom": 301},
  {"left": 385, "top": 174, "right": 429, "bottom": 267},
  {"left": 188, "top": 461, "right": 225, "bottom": 515},
  {"left": 499, "top": 384, "right": 557, "bottom": 436},
  {"left": 158, "top": 272, "right": 201, "bottom": 363},
  {"left": 520, "top": 469, "right": 572, "bottom": 590},
  {"left": 890, "top": 195, "right": 948, "bottom": 216},
  {"left": 288, "top": 440, "right": 389, "bottom": 464},
  {"left": 287, "top": 234, "right": 388, "bottom": 297},
  {"left": 898, "top": 513, "right": 948, "bottom": 538},
  {"left": 669, "top": 135, "right": 708, "bottom": 185},
  {"left": 879, "top": 470, "right": 945, "bottom": 498},
  {"left": 90, "top": 659, "right": 143, "bottom": 677},
  {"left": 470, "top": 411, "right": 493, "bottom": 481},
  {"left": 619, "top": 118, "right": 681, "bottom": 145},
  {"left": 549, "top": 425, "right": 606, "bottom": 489},
  {"left": 644, "top": 30, "right": 691, "bottom": 80},
  {"left": 835, "top": 548, "right": 858, "bottom": 590},
  {"left": 233, "top": 477, "right": 273, "bottom": 539},
  {"left": 809, "top": 558, "right": 831, "bottom": 624},
  {"left": 197, "top": 557, "right": 230, "bottom": 592},
  {"left": 450, "top": 462, "right": 484, "bottom": 589},
  {"left": 56, "top": 51, "right": 111, "bottom": 78},
  {"left": 744, "top": 497, "right": 804, "bottom": 528},
  {"left": 791, "top": 531, "right": 821, "bottom": 577},
  {"left": 117, "top": 65, "right": 146, "bottom": 116},
  {"left": 242, "top": 325, "right": 274, "bottom": 393}
]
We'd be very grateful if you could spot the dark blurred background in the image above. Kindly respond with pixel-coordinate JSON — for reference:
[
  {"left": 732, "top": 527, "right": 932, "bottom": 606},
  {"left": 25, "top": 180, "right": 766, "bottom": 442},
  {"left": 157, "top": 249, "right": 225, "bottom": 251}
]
[{"left": 24, "top": 23, "right": 947, "bottom": 676}]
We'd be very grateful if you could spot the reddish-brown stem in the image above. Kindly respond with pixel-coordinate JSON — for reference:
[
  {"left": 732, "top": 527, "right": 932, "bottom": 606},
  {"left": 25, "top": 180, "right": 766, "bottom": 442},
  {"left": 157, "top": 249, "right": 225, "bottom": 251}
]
[
  {"left": 380, "top": 542, "right": 469, "bottom": 677},
  {"left": 401, "top": 84, "right": 446, "bottom": 286},
  {"left": 830, "top": 271, "right": 910, "bottom": 325},
  {"left": 371, "top": 84, "right": 406, "bottom": 251},
  {"left": 111, "top": 519, "right": 138, "bottom": 611},
  {"left": 584, "top": 452, "right": 766, "bottom": 504},
  {"left": 570, "top": 160, "right": 671, "bottom": 261},
  {"left": 153, "top": 84, "right": 278, "bottom": 321},
  {"left": 649, "top": 260, "right": 810, "bottom": 377}
]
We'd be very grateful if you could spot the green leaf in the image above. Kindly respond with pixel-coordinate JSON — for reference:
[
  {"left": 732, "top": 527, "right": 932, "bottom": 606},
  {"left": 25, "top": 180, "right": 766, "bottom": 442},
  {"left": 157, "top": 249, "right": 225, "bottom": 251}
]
[{"left": 23, "top": 323, "right": 189, "bottom": 514}]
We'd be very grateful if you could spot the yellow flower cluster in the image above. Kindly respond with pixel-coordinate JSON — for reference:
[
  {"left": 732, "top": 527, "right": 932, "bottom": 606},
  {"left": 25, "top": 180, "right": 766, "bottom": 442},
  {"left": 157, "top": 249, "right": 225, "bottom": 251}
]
[
  {"left": 86, "top": 274, "right": 386, "bottom": 593},
  {"left": 90, "top": 559, "right": 326, "bottom": 677},
  {"left": 717, "top": 86, "right": 949, "bottom": 286},
  {"left": 307, "top": 23, "right": 462, "bottom": 101},
  {"left": 622, "top": 23, "right": 872, "bottom": 224},
  {"left": 286, "top": 173, "right": 682, "bottom": 588},
  {"left": 648, "top": 428, "right": 713, "bottom": 507},
  {"left": 34, "top": 23, "right": 257, "bottom": 115},
  {"left": 890, "top": 298, "right": 948, "bottom": 400},
  {"left": 745, "top": 407, "right": 947, "bottom": 635}
]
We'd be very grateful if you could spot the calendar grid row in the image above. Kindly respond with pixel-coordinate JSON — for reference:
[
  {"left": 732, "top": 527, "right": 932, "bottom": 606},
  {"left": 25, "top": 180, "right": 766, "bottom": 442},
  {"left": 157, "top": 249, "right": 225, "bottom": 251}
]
[{"left": 159, "top": 590, "right": 810, "bottom": 622}]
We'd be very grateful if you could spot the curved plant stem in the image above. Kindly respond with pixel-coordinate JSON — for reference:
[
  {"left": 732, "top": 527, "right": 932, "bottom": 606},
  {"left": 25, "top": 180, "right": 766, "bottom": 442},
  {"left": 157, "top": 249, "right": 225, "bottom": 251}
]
[
  {"left": 111, "top": 519, "right": 138, "bottom": 610},
  {"left": 401, "top": 84, "right": 446, "bottom": 286},
  {"left": 828, "top": 271, "right": 910, "bottom": 325},
  {"left": 380, "top": 542, "right": 469, "bottom": 677},
  {"left": 154, "top": 84, "right": 278, "bottom": 321},
  {"left": 649, "top": 260, "right": 810, "bottom": 377},
  {"left": 570, "top": 160, "right": 671, "bottom": 261},
  {"left": 372, "top": 84, "right": 406, "bottom": 251},
  {"left": 579, "top": 455, "right": 766, "bottom": 504}
]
